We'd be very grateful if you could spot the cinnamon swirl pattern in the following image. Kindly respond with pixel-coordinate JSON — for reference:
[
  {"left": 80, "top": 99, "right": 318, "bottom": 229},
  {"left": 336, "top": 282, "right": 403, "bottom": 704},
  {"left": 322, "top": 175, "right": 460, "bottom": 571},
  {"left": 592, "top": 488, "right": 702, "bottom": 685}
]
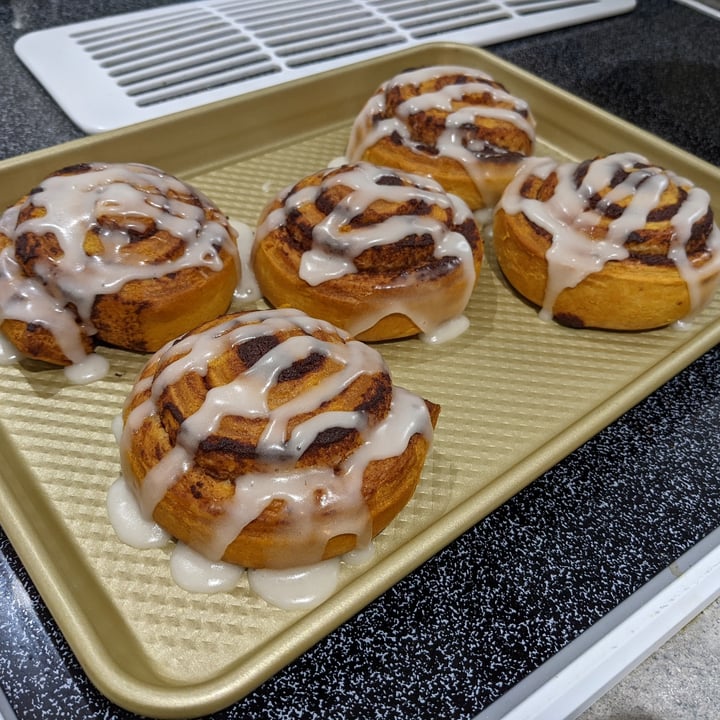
[
  {"left": 119, "top": 308, "right": 439, "bottom": 570},
  {"left": 493, "top": 152, "right": 720, "bottom": 330},
  {"left": 346, "top": 65, "right": 536, "bottom": 210},
  {"left": 0, "top": 162, "right": 240, "bottom": 381},
  {"left": 252, "top": 161, "right": 483, "bottom": 343}
]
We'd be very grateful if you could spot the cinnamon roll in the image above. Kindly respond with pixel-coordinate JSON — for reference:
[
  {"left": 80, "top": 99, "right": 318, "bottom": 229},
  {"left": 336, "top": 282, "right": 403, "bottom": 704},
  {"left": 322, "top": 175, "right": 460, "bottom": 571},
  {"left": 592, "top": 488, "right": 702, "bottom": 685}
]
[
  {"left": 493, "top": 152, "right": 720, "bottom": 330},
  {"left": 0, "top": 162, "right": 240, "bottom": 371},
  {"left": 252, "top": 161, "right": 483, "bottom": 343},
  {"left": 346, "top": 65, "right": 536, "bottom": 210},
  {"left": 119, "top": 308, "right": 440, "bottom": 569}
]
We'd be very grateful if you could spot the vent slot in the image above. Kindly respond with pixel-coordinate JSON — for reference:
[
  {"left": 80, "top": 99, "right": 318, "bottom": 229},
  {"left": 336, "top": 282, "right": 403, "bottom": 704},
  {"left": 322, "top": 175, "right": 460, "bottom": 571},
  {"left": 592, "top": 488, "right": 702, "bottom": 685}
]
[
  {"left": 14, "top": 0, "right": 636, "bottom": 133},
  {"left": 374, "top": 0, "right": 514, "bottom": 38},
  {"left": 507, "top": 0, "right": 601, "bottom": 14}
]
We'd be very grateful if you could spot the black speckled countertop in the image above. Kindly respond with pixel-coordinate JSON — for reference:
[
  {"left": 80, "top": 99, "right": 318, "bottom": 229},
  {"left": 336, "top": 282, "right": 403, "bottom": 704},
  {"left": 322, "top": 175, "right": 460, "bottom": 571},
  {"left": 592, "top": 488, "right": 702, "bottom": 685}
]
[{"left": 1, "top": 1, "right": 720, "bottom": 718}]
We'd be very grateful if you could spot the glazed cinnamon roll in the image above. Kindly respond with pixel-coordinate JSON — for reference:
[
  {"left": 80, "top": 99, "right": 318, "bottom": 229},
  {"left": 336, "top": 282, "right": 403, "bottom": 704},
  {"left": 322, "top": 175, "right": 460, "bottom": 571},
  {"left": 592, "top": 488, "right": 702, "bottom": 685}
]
[
  {"left": 119, "top": 308, "right": 440, "bottom": 569},
  {"left": 493, "top": 152, "right": 720, "bottom": 330},
  {"left": 252, "top": 161, "right": 483, "bottom": 343},
  {"left": 0, "top": 162, "right": 239, "bottom": 372},
  {"left": 346, "top": 65, "right": 536, "bottom": 210}
]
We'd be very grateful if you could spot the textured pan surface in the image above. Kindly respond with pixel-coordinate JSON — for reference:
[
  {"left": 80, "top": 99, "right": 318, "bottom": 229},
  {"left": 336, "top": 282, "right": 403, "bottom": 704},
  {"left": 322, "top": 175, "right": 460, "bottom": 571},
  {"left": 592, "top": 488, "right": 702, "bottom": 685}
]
[{"left": 0, "top": 43, "right": 718, "bottom": 718}]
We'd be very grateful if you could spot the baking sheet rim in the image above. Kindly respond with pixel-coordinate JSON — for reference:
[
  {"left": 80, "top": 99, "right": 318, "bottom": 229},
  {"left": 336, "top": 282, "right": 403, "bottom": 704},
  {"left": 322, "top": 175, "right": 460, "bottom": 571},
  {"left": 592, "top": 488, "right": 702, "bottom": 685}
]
[{"left": 1, "top": 41, "right": 719, "bottom": 718}]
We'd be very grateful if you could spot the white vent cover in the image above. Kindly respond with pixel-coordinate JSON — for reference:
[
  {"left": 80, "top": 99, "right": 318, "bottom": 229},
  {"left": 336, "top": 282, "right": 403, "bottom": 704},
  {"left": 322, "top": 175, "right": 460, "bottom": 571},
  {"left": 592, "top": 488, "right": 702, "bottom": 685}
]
[{"left": 15, "top": 0, "right": 635, "bottom": 134}]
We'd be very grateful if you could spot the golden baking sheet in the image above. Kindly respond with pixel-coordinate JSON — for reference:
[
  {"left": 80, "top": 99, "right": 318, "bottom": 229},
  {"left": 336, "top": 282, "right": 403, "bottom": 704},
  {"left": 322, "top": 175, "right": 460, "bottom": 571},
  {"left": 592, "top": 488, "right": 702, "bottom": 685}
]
[{"left": 1, "top": 43, "right": 719, "bottom": 718}]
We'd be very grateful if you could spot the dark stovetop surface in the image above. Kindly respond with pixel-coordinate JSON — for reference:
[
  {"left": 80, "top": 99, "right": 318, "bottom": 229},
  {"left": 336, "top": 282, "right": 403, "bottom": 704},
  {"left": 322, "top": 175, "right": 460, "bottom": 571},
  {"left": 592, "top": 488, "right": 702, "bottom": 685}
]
[{"left": 1, "top": 1, "right": 719, "bottom": 718}]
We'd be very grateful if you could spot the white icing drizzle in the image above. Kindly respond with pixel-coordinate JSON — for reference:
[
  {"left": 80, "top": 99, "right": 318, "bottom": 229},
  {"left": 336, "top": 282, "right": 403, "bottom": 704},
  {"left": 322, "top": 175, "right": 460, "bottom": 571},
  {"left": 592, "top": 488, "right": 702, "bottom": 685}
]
[
  {"left": 668, "top": 183, "right": 720, "bottom": 314},
  {"left": 474, "top": 207, "right": 495, "bottom": 229},
  {"left": 0, "top": 162, "right": 240, "bottom": 379},
  {"left": 0, "top": 328, "right": 22, "bottom": 364},
  {"left": 419, "top": 314, "right": 470, "bottom": 345},
  {"left": 62, "top": 353, "right": 110, "bottom": 385},
  {"left": 255, "top": 162, "right": 479, "bottom": 340},
  {"left": 247, "top": 559, "right": 341, "bottom": 610},
  {"left": 111, "top": 413, "right": 124, "bottom": 444},
  {"left": 119, "top": 308, "right": 434, "bottom": 566},
  {"left": 229, "top": 218, "right": 262, "bottom": 304},
  {"left": 342, "top": 542, "right": 376, "bottom": 566},
  {"left": 106, "top": 476, "right": 171, "bottom": 549},
  {"left": 170, "top": 543, "right": 244, "bottom": 594},
  {"left": 498, "top": 152, "right": 720, "bottom": 323},
  {"left": 346, "top": 65, "right": 536, "bottom": 206},
  {"left": 106, "top": 470, "right": 378, "bottom": 607}
]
